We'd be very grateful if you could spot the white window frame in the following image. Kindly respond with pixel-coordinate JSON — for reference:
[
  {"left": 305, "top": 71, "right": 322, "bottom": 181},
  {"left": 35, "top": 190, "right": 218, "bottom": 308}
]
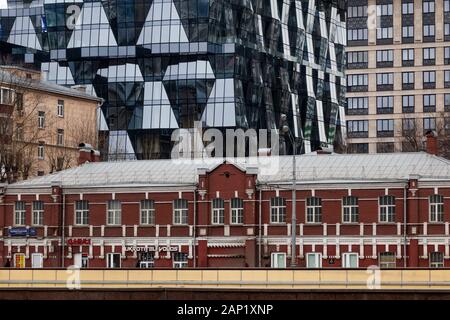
[
  {"left": 342, "top": 196, "right": 359, "bottom": 223},
  {"left": 14, "top": 201, "right": 26, "bottom": 226},
  {"left": 270, "top": 197, "right": 286, "bottom": 224},
  {"left": 379, "top": 196, "right": 395, "bottom": 223},
  {"left": 140, "top": 199, "right": 155, "bottom": 225},
  {"left": 57, "top": 129, "right": 64, "bottom": 146},
  {"left": 106, "top": 253, "right": 121, "bottom": 268},
  {"left": 306, "top": 197, "right": 322, "bottom": 224},
  {"left": 31, "top": 253, "right": 43, "bottom": 268},
  {"left": 430, "top": 252, "right": 444, "bottom": 268},
  {"left": 271, "top": 252, "right": 287, "bottom": 268},
  {"left": 379, "top": 252, "right": 396, "bottom": 268},
  {"left": 230, "top": 198, "right": 244, "bottom": 224},
  {"left": 38, "top": 111, "right": 45, "bottom": 129},
  {"left": 211, "top": 198, "right": 225, "bottom": 225},
  {"left": 306, "top": 252, "right": 322, "bottom": 268},
  {"left": 173, "top": 252, "right": 188, "bottom": 268},
  {"left": 107, "top": 200, "right": 121, "bottom": 225},
  {"left": 37, "top": 143, "right": 45, "bottom": 160},
  {"left": 173, "top": 199, "right": 188, "bottom": 225},
  {"left": 342, "top": 252, "right": 359, "bottom": 268},
  {"left": 57, "top": 100, "right": 64, "bottom": 117},
  {"left": 75, "top": 200, "right": 89, "bottom": 225},
  {"left": 32, "top": 201, "right": 44, "bottom": 226},
  {"left": 429, "top": 194, "right": 444, "bottom": 223}
]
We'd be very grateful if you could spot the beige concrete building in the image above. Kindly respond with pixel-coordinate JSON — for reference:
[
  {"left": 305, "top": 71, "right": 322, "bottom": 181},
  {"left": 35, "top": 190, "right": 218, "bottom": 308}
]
[
  {"left": 0, "top": 66, "right": 102, "bottom": 182},
  {"left": 346, "top": 0, "right": 450, "bottom": 154}
]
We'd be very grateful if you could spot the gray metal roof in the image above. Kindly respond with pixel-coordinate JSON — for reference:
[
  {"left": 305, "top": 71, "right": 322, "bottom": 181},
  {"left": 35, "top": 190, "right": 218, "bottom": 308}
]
[
  {"left": 0, "top": 69, "right": 103, "bottom": 102},
  {"left": 8, "top": 152, "right": 450, "bottom": 189}
]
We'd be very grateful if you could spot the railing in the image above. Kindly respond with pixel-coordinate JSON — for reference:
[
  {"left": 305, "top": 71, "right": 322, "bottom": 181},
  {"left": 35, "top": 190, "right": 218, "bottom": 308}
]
[{"left": 0, "top": 269, "right": 450, "bottom": 290}]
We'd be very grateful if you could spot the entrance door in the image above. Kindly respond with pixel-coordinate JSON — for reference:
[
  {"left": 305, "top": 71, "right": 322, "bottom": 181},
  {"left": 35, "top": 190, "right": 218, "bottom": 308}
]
[
  {"left": 31, "top": 253, "right": 43, "bottom": 268},
  {"left": 73, "top": 253, "right": 82, "bottom": 268}
]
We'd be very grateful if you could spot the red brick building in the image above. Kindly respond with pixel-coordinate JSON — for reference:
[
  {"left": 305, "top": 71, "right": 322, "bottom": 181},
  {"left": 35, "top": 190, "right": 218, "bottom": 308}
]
[{"left": 1, "top": 149, "right": 450, "bottom": 269}]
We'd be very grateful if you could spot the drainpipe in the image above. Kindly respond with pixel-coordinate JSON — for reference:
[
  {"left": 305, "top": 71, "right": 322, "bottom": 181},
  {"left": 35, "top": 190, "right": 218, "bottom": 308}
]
[
  {"left": 61, "top": 189, "right": 65, "bottom": 268},
  {"left": 403, "top": 184, "right": 407, "bottom": 268},
  {"left": 258, "top": 187, "right": 262, "bottom": 268},
  {"left": 193, "top": 189, "right": 197, "bottom": 268}
]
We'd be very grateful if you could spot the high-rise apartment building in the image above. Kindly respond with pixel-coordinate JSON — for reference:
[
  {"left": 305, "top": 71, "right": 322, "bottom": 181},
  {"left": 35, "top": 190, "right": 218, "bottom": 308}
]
[
  {"left": 346, "top": 0, "right": 450, "bottom": 154},
  {"left": 0, "top": 0, "right": 347, "bottom": 159}
]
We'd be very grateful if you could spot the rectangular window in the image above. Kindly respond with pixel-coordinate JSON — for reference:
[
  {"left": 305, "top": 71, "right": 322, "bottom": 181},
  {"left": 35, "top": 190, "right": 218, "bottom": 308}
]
[
  {"left": 376, "top": 96, "right": 393, "bottom": 113},
  {"left": 376, "top": 119, "right": 394, "bottom": 136},
  {"left": 377, "top": 4, "right": 393, "bottom": 16},
  {"left": 57, "top": 99, "right": 64, "bottom": 117},
  {"left": 347, "top": 5, "right": 367, "bottom": 18},
  {"left": 423, "top": 94, "right": 436, "bottom": 112},
  {"left": 347, "top": 143, "right": 369, "bottom": 154},
  {"left": 212, "top": 198, "right": 225, "bottom": 224},
  {"left": 402, "top": 2, "right": 414, "bottom": 14},
  {"left": 445, "top": 0, "right": 450, "bottom": 12},
  {"left": 376, "top": 73, "right": 393, "bottom": 85},
  {"left": 271, "top": 252, "right": 287, "bottom": 268},
  {"left": 429, "top": 195, "right": 444, "bottom": 222},
  {"left": 347, "top": 51, "right": 368, "bottom": 65},
  {"left": 446, "top": 47, "right": 450, "bottom": 64},
  {"left": 430, "top": 252, "right": 444, "bottom": 268},
  {"left": 402, "top": 48, "right": 414, "bottom": 65},
  {"left": 402, "top": 95, "right": 415, "bottom": 112},
  {"left": 32, "top": 201, "right": 44, "bottom": 226},
  {"left": 342, "top": 196, "right": 358, "bottom": 223},
  {"left": 173, "top": 199, "right": 188, "bottom": 224},
  {"left": 423, "top": 1, "right": 435, "bottom": 13},
  {"left": 57, "top": 129, "right": 64, "bottom": 146},
  {"left": 379, "top": 196, "right": 395, "bottom": 223},
  {"left": 14, "top": 201, "right": 26, "bottom": 226},
  {"left": 140, "top": 200, "right": 155, "bottom": 225},
  {"left": 342, "top": 252, "right": 359, "bottom": 268},
  {"left": 230, "top": 198, "right": 244, "bottom": 224},
  {"left": 402, "top": 72, "right": 414, "bottom": 85},
  {"left": 347, "top": 97, "right": 368, "bottom": 112},
  {"left": 377, "top": 27, "right": 393, "bottom": 39},
  {"left": 423, "top": 24, "right": 435, "bottom": 37},
  {"left": 347, "top": 28, "right": 368, "bottom": 41},
  {"left": 75, "top": 200, "right": 89, "bottom": 225},
  {"left": 423, "top": 117, "right": 436, "bottom": 132},
  {"left": 38, "top": 111, "right": 45, "bottom": 129},
  {"left": 173, "top": 252, "right": 188, "bottom": 268},
  {"left": 423, "top": 71, "right": 436, "bottom": 84},
  {"left": 306, "top": 197, "right": 322, "bottom": 223},
  {"left": 270, "top": 197, "right": 286, "bottom": 223},
  {"left": 379, "top": 252, "right": 396, "bottom": 268},
  {"left": 423, "top": 48, "right": 436, "bottom": 64},
  {"left": 306, "top": 253, "right": 322, "bottom": 268},
  {"left": 106, "top": 253, "right": 121, "bottom": 268},
  {"left": 402, "top": 26, "right": 414, "bottom": 38},
  {"left": 107, "top": 200, "right": 121, "bottom": 225},
  {"left": 0, "top": 87, "right": 13, "bottom": 105},
  {"left": 376, "top": 50, "right": 393, "bottom": 63},
  {"left": 347, "top": 74, "right": 368, "bottom": 87}
]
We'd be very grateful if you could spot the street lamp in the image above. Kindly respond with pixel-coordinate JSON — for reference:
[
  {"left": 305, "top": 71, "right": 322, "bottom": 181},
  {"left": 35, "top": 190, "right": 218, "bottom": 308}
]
[{"left": 280, "top": 114, "right": 299, "bottom": 268}]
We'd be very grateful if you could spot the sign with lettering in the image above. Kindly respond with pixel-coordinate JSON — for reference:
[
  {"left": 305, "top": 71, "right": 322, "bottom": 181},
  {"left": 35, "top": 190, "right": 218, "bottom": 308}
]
[
  {"left": 9, "top": 227, "right": 36, "bottom": 237},
  {"left": 125, "top": 245, "right": 178, "bottom": 253},
  {"left": 67, "top": 238, "right": 91, "bottom": 245}
]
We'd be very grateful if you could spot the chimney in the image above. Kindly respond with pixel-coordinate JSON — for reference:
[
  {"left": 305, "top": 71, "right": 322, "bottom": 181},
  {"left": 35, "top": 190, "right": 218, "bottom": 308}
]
[
  {"left": 78, "top": 143, "right": 101, "bottom": 165},
  {"left": 425, "top": 130, "right": 438, "bottom": 155}
]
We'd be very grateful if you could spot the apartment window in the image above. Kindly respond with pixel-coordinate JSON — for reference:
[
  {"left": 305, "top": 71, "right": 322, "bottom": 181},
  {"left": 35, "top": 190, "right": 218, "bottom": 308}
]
[
  {"left": 402, "top": 72, "right": 414, "bottom": 89},
  {"left": 423, "top": 24, "right": 435, "bottom": 37},
  {"left": 173, "top": 252, "right": 188, "bottom": 268},
  {"left": 376, "top": 96, "right": 393, "bottom": 114},
  {"left": 446, "top": 94, "right": 450, "bottom": 111},
  {"left": 423, "top": 1, "right": 435, "bottom": 13},
  {"left": 430, "top": 252, "right": 444, "bottom": 268},
  {"left": 379, "top": 252, "right": 396, "bottom": 268},
  {"left": 379, "top": 196, "right": 395, "bottom": 223},
  {"left": 75, "top": 200, "right": 89, "bottom": 225},
  {"left": 347, "top": 143, "right": 369, "bottom": 154},
  {"left": 38, "top": 111, "right": 45, "bottom": 128},
  {"left": 402, "top": 26, "right": 414, "bottom": 38},
  {"left": 376, "top": 50, "right": 393, "bottom": 64},
  {"left": 377, "top": 142, "right": 395, "bottom": 153},
  {"left": 306, "top": 253, "right": 322, "bottom": 268},
  {"left": 106, "top": 253, "right": 121, "bottom": 268},
  {"left": 32, "top": 201, "right": 44, "bottom": 226},
  {"left": 0, "top": 88, "right": 13, "bottom": 105},
  {"left": 140, "top": 200, "right": 155, "bottom": 225},
  {"left": 347, "top": 120, "right": 368, "bottom": 138},
  {"left": 16, "top": 92, "right": 23, "bottom": 112},
  {"left": 306, "top": 197, "right": 322, "bottom": 223},
  {"left": 402, "top": 118, "right": 416, "bottom": 133},
  {"left": 342, "top": 252, "right": 359, "bottom": 268},
  {"left": 377, "top": 27, "right": 393, "bottom": 40},
  {"left": 347, "top": 97, "right": 368, "bottom": 114},
  {"left": 377, "top": 4, "right": 393, "bottom": 16},
  {"left": 423, "top": 71, "right": 436, "bottom": 87},
  {"left": 446, "top": 24, "right": 450, "bottom": 36},
  {"left": 376, "top": 73, "right": 393, "bottom": 90},
  {"left": 348, "top": 28, "right": 368, "bottom": 41},
  {"left": 445, "top": 0, "right": 450, "bottom": 12},
  {"left": 446, "top": 47, "right": 450, "bottom": 64},
  {"left": 230, "top": 198, "right": 244, "bottom": 224},
  {"left": 347, "top": 74, "right": 368, "bottom": 88},
  {"left": 402, "top": 2, "right": 414, "bottom": 14},
  {"left": 37, "top": 142, "right": 44, "bottom": 160},
  {"left": 423, "top": 94, "right": 436, "bottom": 112},
  {"left": 445, "top": 71, "right": 450, "bottom": 87},
  {"left": 376, "top": 119, "right": 394, "bottom": 137},
  {"left": 16, "top": 124, "right": 23, "bottom": 141},
  {"left": 57, "top": 100, "right": 64, "bottom": 117},
  {"left": 173, "top": 199, "right": 188, "bottom": 224},
  {"left": 402, "top": 48, "right": 414, "bottom": 66},
  {"left": 342, "top": 196, "right": 358, "bottom": 223},
  {"left": 271, "top": 252, "right": 286, "bottom": 268},
  {"left": 107, "top": 200, "right": 121, "bottom": 225},
  {"left": 402, "top": 95, "right": 414, "bottom": 113},
  {"left": 14, "top": 201, "right": 26, "bottom": 226},
  {"left": 423, "top": 48, "right": 435, "bottom": 65},
  {"left": 423, "top": 117, "right": 436, "bottom": 132},
  {"left": 57, "top": 129, "right": 64, "bottom": 146},
  {"left": 270, "top": 197, "right": 286, "bottom": 224},
  {"left": 429, "top": 194, "right": 444, "bottom": 223},
  {"left": 212, "top": 198, "right": 225, "bottom": 224},
  {"left": 347, "top": 5, "right": 367, "bottom": 18},
  {"left": 347, "top": 51, "right": 368, "bottom": 67}
]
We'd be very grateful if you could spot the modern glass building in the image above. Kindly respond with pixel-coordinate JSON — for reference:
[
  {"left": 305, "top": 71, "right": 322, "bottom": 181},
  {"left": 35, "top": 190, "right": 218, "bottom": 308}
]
[{"left": 0, "top": 0, "right": 347, "bottom": 159}]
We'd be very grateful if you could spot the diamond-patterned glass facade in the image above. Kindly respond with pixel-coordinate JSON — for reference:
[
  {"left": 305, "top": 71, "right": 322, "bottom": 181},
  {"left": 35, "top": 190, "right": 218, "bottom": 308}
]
[{"left": 0, "top": 0, "right": 347, "bottom": 159}]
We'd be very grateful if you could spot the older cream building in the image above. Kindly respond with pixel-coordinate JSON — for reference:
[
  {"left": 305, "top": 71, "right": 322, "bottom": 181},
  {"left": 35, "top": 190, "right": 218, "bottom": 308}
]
[
  {"left": 346, "top": 0, "right": 450, "bottom": 154},
  {"left": 0, "top": 66, "right": 102, "bottom": 182}
]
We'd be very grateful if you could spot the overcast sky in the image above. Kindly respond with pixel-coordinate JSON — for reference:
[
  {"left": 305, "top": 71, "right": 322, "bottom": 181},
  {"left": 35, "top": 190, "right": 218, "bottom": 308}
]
[{"left": 0, "top": 0, "right": 6, "bottom": 9}]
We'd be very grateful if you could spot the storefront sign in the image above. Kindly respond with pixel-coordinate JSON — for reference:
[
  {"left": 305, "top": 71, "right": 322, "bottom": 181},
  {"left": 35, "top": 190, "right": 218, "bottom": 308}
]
[
  {"left": 67, "top": 238, "right": 91, "bottom": 245},
  {"left": 9, "top": 227, "right": 36, "bottom": 237},
  {"left": 125, "top": 245, "right": 178, "bottom": 253}
]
